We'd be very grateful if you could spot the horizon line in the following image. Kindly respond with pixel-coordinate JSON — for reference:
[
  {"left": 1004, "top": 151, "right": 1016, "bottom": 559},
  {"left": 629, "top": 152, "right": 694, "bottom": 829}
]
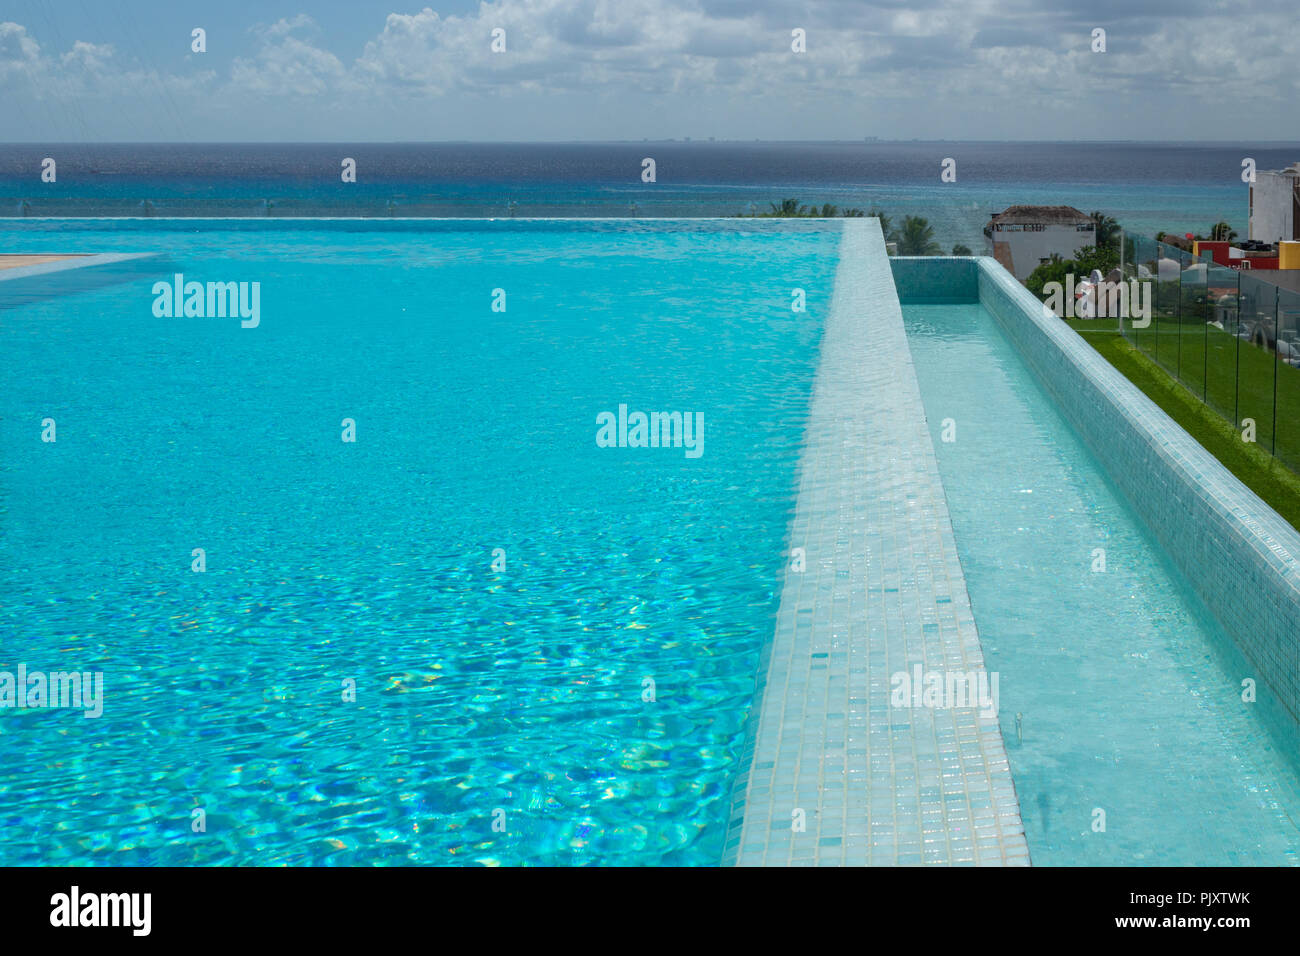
[{"left": 3, "top": 139, "right": 1300, "bottom": 147}]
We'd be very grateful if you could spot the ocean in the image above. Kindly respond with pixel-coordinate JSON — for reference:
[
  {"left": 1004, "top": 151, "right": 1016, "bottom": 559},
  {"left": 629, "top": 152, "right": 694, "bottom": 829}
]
[{"left": 2, "top": 141, "right": 1299, "bottom": 251}]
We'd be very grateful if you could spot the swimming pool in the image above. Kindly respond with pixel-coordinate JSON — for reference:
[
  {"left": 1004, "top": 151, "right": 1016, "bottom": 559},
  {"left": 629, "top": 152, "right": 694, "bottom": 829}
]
[
  {"left": 4, "top": 220, "right": 1298, "bottom": 867},
  {"left": 0, "top": 219, "right": 838, "bottom": 865},
  {"left": 905, "top": 302, "right": 1300, "bottom": 864}
]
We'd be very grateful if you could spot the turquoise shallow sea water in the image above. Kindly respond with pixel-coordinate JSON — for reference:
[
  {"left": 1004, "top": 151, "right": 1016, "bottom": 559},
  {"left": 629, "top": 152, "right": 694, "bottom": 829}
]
[
  {"left": 0, "top": 220, "right": 836, "bottom": 865},
  {"left": 905, "top": 303, "right": 1300, "bottom": 865}
]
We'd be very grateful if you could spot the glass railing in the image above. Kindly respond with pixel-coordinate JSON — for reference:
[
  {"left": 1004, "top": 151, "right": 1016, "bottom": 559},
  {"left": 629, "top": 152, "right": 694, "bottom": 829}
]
[{"left": 1119, "top": 230, "right": 1300, "bottom": 470}]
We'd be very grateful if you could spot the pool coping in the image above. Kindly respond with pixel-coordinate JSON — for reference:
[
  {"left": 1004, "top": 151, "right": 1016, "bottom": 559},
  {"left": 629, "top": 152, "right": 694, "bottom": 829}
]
[
  {"left": 0, "top": 251, "right": 166, "bottom": 311},
  {"left": 723, "top": 223, "right": 1029, "bottom": 866},
  {"left": 0, "top": 252, "right": 158, "bottom": 283}
]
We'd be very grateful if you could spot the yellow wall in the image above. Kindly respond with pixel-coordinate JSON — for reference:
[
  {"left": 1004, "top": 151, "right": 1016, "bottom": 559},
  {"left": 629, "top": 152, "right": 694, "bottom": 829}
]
[{"left": 1280, "top": 241, "right": 1300, "bottom": 270}]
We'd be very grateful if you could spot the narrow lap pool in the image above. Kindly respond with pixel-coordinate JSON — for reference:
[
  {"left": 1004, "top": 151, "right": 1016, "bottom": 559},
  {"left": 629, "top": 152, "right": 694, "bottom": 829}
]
[
  {"left": 905, "top": 302, "right": 1300, "bottom": 865},
  {"left": 0, "top": 220, "right": 837, "bottom": 865}
]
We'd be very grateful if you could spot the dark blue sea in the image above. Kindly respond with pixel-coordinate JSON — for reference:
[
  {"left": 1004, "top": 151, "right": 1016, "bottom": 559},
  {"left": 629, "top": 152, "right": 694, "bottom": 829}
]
[{"left": 2, "top": 141, "right": 1297, "bottom": 250}]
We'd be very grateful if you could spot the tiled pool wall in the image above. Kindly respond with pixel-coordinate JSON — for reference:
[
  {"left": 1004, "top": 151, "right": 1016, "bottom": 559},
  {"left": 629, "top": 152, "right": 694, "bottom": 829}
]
[
  {"left": 892, "top": 256, "right": 1300, "bottom": 724},
  {"left": 884, "top": 256, "right": 979, "bottom": 304},
  {"left": 724, "top": 224, "right": 1028, "bottom": 866}
]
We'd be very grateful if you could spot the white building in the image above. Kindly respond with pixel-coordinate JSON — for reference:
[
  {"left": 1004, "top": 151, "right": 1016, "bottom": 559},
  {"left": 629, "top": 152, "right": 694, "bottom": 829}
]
[
  {"left": 1249, "top": 163, "right": 1300, "bottom": 244},
  {"left": 986, "top": 205, "right": 1095, "bottom": 281}
]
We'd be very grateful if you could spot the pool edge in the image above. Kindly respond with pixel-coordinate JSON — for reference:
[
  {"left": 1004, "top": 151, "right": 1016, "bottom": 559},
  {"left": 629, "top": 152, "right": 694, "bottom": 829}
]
[{"left": 723, "top": 224, "right": 1030, "bottom": 867}]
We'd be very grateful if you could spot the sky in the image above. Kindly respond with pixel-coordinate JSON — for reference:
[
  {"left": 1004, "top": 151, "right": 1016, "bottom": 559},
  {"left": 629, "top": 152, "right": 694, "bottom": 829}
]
[{"left": 1, "top": 0, "right": 1299, "bottom": 142}]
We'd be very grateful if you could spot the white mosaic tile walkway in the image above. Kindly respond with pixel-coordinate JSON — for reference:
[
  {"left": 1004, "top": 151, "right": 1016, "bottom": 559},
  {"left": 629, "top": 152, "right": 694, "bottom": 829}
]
[{"left": 723, "top": 219, "right": 1030, "bottom": 866}]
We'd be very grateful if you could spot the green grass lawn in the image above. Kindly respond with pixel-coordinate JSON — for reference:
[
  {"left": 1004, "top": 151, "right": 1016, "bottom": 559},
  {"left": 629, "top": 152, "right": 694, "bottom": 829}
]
[
  {"left": 1064, "top": 318, "right": 1300, "bottom": 532},
  {"left": 1124, "top": 314, "right": 1300, "bottom": 466}
]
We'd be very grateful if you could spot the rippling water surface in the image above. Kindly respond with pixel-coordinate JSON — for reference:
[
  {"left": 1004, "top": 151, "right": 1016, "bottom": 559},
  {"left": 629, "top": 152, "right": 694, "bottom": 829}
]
[{"left": 0, "top": 219, "right": 837, "bottom": 865}]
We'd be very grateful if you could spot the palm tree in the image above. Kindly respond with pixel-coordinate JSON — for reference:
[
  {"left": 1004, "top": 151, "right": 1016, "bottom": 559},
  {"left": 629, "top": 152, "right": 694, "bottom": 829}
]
[
  {"left": 769, "top": 198, "right": 805, "bottom": 217},
  {"left": 1090, "top": 211, "right": 1121, "bottom": 252},
  {"left": 1210, "top": 221, "right": 1237, "bottom": 242},
  {"left": 744, "top": 199, "right": 875, "bottom": 218},
  {"left": 894, "top": 216, "right": 942, "bottom": 255},
  {"left": 951, "top": 243, "right": 973, "bottom": 256}
]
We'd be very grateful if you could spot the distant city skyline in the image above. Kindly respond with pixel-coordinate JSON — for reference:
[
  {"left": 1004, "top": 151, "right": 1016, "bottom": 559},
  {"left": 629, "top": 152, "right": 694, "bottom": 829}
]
[{"left": 2, "top": 0, "right": 1299, "bottom": 143}]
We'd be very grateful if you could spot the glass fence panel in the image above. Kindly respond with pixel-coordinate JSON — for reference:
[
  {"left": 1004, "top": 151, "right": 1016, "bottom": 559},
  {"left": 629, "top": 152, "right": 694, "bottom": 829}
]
[
  {"left": 1177, "top": 249, "right": 1210, "bottom": 400},
  {"left": 1274, "top": 284, "right": 1300, "bottom": 471},
  {"left": 1236, "top": 272, "right": 1280, "bottom": 454},
  {"left": 1126, "top": 234, "right": 1161, "bottom": 360},
  {"left": 1152, "top": 242, "right": 1182, "bottom": 375},
  {"left": 1203, "top": 262, "right": 1241, "bottom": 424}
]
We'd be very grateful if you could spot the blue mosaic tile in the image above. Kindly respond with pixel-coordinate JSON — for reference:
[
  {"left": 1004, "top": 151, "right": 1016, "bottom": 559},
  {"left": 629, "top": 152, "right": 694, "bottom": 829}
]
[{"left": 723, "top": 222, "right": 1029, "bottom": 866}]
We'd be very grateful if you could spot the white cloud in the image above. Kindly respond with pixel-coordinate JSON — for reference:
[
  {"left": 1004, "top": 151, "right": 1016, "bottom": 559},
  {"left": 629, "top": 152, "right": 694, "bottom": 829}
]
[
  {"left": 60, "top": 41, "right": 116, "bottom": 74},
  {"left": 0, "top": 2, "right": 1297, "bottom": 139},
  {"left": 229, "top": 17, "right": 350, "bottom": 97},
  {"left": 264, "top": 14, "right": 317, "bottom": 41}
]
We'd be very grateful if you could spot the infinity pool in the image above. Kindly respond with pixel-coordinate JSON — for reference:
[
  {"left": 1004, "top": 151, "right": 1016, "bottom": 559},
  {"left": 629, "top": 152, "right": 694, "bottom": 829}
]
[
  {"left": 905, "top": 302, "right": 1300, "bottom": 865},
  {"left": 6, "top": 221, "right": 1298, "bottom": 867},
  {"left": 0, "top": 220, "right": 837, "bottom": 865}
]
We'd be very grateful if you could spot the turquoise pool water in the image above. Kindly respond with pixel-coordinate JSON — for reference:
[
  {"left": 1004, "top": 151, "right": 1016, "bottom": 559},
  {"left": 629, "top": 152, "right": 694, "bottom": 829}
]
[
  {"left": 905, "top": 303, "right": 1300, "bottom": 865},
  {"left": 0, "top": 220, "right": 838, "bottom": 865}
]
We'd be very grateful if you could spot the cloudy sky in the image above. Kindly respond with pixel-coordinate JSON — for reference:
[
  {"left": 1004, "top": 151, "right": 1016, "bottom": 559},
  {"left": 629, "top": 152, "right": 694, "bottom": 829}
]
[{"left": 2, "top": 0, "right": 1298, "bottom": 142}]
